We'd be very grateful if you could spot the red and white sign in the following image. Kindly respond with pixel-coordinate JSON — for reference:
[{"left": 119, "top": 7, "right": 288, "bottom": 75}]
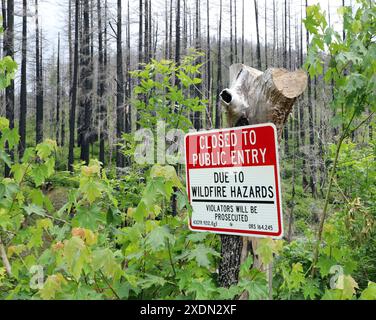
[{"left": 185, "top": 123, "right": 283, "bottom": 238}]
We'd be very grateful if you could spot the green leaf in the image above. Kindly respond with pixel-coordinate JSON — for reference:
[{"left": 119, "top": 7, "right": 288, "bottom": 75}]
[
  {"left": 289, "top": 263, "right": 305, "bottom": 290},
  {"left": 39, "top": 274, "right": 67, "bottom": 300},
  {"left": 72, "top": 205, "right": 106, "bottom": 230},
  {"left": 36, "top": 140, "right": 57, "bottom": 160},
  {"left": 146, "top": 225, "right": 175, "bottom": 251},
  {"left": 317, "top": 256, "right": 336, "bottom": 277},
  {"left": 340, "top": 274, "right": 359, "bottom": 300},
  {"left": 321, "top": 289, "right": 344, "bottom": 300},
  {"left": 186, "top": 233, "right": 207, "bottom": 243},
  {"left": 23, "top": 204, "right": 46, "bottom": 217},
  {"left": 0, "top": 150, "right": 11, "bottom": 167},
  {"left": 239, "top": 255, "right": 254, "bottom": 278},
  {"left": 63, "top": 236, "right": 89, "bottom": 281},
  {"left": 31, "top": 165, "right": 49, "bottom": 187},
  {"left": 187, "top": 244, "right": 219, "bottom": 268},
  {"left": 28, "top": 226, "right": 44, "bottom": 249},
  {"left": 81, "top": 180, "right": 103, "bottom": 204},
  {"left": 138, "top": 274, "right": 167, "bottom": 289},
  {"left": 0, "top": 117, "right": 9, "bottom": 130},
  {"left": 303, "top": 279, "right": 321, "bottom": 300},
  {"left": 134, "top": 200, "right": 147, "bottom": 223},
  {"left": 92, "top": 249, "right": 122, "bottom": 280},
  {"left": 238, "top": 269, "right": 268, "bottom": 300},
  {"left": 256, "top": 239, "right": 274, "bottom": 265},
  {"left": 255, "top": 239, "right": 283, "bottom": 265},
  {"left": 360, "top": 282, "right": 376, "bottom": 300}
]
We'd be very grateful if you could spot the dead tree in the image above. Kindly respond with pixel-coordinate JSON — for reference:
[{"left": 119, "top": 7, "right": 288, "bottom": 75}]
[
  {"left": 4, "top": 0, "right": 15, "bottom": 177},
  {"left": 19, "top": 0, "right": 27, "bottom": 159},
  {"left": 254, "top": 0, "right": 261, "bottom": 70},
  {"left": 79, "top": 0, "right": 93, "bottom": 165},
  {"left": 35, "top": 0, "right": 43, "bottom": 145},
  {"left": 116, "top": 0, "right": 125, "bottom": 168},
  {"left": 56, "top": 34, "right": 61, "bottom": 145},
  {"left": 68, "top": 0, "right": 79, "bottom": 172},
  {"left": 218, "top": 63, "right": 307, "bottom": 294}
]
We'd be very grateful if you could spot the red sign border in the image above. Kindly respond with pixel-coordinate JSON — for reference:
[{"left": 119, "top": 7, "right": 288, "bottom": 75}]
[{"left": 184, "top": 123, "right": 284, "bottom": 239}]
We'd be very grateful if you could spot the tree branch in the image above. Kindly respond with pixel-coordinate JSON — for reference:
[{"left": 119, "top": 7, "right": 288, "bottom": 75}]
[{"left": 0, "top": 237, "right": 12, "bottom": 277}]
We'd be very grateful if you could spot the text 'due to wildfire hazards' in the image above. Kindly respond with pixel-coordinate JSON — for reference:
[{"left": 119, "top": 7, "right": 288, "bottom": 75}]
[{"left": 185, "top": 124, "right": 283, "bottom": 238}]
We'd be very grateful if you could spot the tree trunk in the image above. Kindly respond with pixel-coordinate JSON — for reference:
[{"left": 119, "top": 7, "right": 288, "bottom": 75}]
[
  {"left": 144, "top": 0, "right": 149, "bottom": 63},
  {"left": 168, "top": 0, "right": 173, "bottom": 60},
  {"left": 215, "top": 0, "right": 223, "bottom": 129},
  {"left": 218, "top": 64, "right": 307, "bottom": 297},
  {"left": 272, "top": 0, "right": 276, "bottom": 65},
  {"left": 4, "top": 0, "right": 14, "bottom": 177},
  {"left": 35, "top": 0, "right": 43, "bottom": 145},
  {"left": 306, "top": 0, "right": 316, "bottom": 197},
  {"left": 194, "top": 0, "right": 202, "bottom": 130},
  {"left": 126, "top": 0, "right": 132, "bottom": 140},
  {"left": 19, "top": 0, "right": 27, "bottom": 160},
  {"left": 116, "top": 0, "right": 125, "bottom": 169},
  {"left": 79, "top": 0, "right": 93, "bottom": 165},
  {"left": 300, "top": 0, "right": 308, "bottom": 188},
  {"left": 254, "top": 0, "right": 261, "bottom": 70},
  {"left": 206, "top": 0, "right": 212, "bottom": 128},
  {"left": 56, "top": 34, "right": 61, "bottom": 145},
  {"left": 264, "top": 1, "right": 268, "bottom": 69},
  {"left": 241, "top": 0, "right": 244, "bottom": 63},
  {"left": 68, "top": 0, "right": 79, "bottom": 172},
  {"left": 234, "top": 0, "right": 238, "bottom": 62},
  {"left": 97, "top": 0, "right": 106, "bottom": 166},
  {"left": 175, "top": 0, "right": 181, "bottom": 65},
  {"left": 283, "top": 0, "right": 289, "bottom": 157},
  {"left": 230, "top": 0, "right": 233, "bottom": 65},
  {"left": 137, "top": 0, "right": 143, "bottom": 130}
]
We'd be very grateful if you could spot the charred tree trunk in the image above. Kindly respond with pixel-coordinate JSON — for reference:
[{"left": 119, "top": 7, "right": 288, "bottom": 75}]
[
  {"left": 62, "top": 0, "right": 73, "bottom": 148},
  {"left": 19, "top": 0, "right": 27, "bottom": 160},
  {"left": 306, "top": 0, "right": 316, "bottom": 197},
  {"left": 254, "top": 0, "right": 261, "bottom": 70},
  {"left": 175, "top": 0, "right": 181, "bottom": 66},
  {"left": 56, "top": 34, "right": 61, "bottom": 145},
  {"left": 144, "top": 0, "right": 149, "bottom": 63},
  {"left": 241, "top": 0, "right": 244, "bottom": 63},
  {"left": 79, "top": 0, "right": 93, "bottom": 165},
  {"left": 218, "top": 64, "right": 307, "bottom": 294},
  {"left": 300, "top": 0, "right": 308, "bottom": 188},
  {"left": 35, "top": 0, "right": 43, "bottom": 145},
  {"left": 283, "top": 0, "right": 289, "bottom": 157},
  {"left": 264, "top": 1, "right": 268, "bottom": 69},
  {"left": 68, "top": 0, "right": 79, "bottom": 172},
  {"left": 165, "top": 0, "right": 168, "bottom": 59},
  {"left": 126, "top": 0, "right": 132, "bottom": 140},
  {"left": 4, "top": 0, "right": 14, "bottom": 177},
  {"left": 168, "top": 0, "right": 173, "bottom": 60},
  {"left": 234, "top": 0, "right": 238, "bottom": 62},
  {"left": 230, "top": 0, "right": 233, "bottom": 65},
  {"left": 97, "top": 0, "right": 106, "bottom": 166},
  {"left": 215, "top": 0, "right": 223, "bottom": 129},
  {"left": 194, "top": 0, "right": 202, "bottom": 130},
  {"left": 136, "top": 0, "right": 143, "bottom": 130},
  {"left": 206, "top": 0, "right": 212, "bottom": 128},
  {"left": 116, "top": 0, "right": 125, "bottom": 169}
]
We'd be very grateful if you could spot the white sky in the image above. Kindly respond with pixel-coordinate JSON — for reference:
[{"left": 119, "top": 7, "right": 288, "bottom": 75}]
[
  {"left": 34, "top": 0, "right": 345, "bottom": 56},
  {"left": 10, "top": 0, "right": 347, "bottom": 81}
]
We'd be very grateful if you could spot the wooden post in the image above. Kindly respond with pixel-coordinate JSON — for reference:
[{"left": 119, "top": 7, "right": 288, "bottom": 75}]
[{"left": 218, "top": 64, "right": 307, "bottom": 297}]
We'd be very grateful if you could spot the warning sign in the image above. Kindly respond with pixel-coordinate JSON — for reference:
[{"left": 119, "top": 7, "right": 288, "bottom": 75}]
[{"left": 185, "top": 123, "right": 283, "bottom": 238}]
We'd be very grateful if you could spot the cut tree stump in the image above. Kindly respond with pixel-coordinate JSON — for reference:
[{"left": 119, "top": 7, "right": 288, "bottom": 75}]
[{"left": 218, "top": 64, "right": 307, "bottom": 297}]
